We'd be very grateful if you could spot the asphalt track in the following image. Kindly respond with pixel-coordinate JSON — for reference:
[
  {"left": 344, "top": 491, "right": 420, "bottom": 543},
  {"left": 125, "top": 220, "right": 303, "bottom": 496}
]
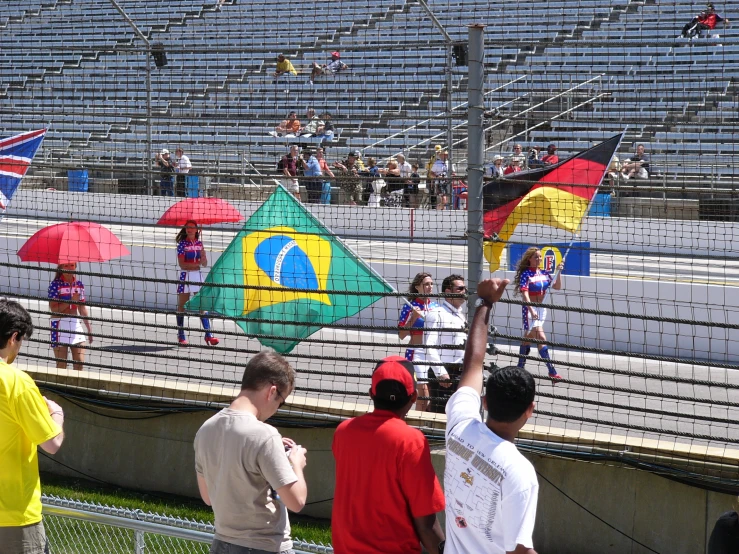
[{"left": 3, "top": 217, "right": 739, "bottom": 452}]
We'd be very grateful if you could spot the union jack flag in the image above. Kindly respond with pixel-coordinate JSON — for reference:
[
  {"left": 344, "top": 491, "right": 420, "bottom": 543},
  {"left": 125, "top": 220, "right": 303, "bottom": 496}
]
[{"left": 0, "top": 129, "right": 47, "bottom": 211}]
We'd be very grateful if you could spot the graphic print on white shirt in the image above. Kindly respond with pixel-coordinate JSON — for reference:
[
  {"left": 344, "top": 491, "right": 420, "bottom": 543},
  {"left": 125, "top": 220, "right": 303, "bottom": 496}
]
[{"left": 444, "top": 387, "right": 538, "bottom": 554}]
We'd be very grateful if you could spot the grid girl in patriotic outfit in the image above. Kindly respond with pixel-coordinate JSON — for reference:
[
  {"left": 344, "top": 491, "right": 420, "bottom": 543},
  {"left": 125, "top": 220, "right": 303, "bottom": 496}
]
[
  {"left": 48, "top": 263, "right": 93, "bottom": 371},
  {"left": 176, "top": 220, "right": 219, "bottom": 346},
  {"left": 514, "top": 247, "right": 564, "bottom": 379},
  {"left": 398, "top": 272, "right": 437, "bottom": 411}
]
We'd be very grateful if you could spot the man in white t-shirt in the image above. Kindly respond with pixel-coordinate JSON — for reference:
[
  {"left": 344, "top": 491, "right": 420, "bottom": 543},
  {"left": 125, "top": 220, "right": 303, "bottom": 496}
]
[
  {"left": 430, "top": 150, "right": 455, "bottom": 210},
  {"left": 174, "top": 147, "right": 192, "bottom": 196},
  {"left": 175, "top": 147, "right": 192, "bottom": 174},
  {"left": 444, "top": 278, "right": 539, "bottom": 554}
]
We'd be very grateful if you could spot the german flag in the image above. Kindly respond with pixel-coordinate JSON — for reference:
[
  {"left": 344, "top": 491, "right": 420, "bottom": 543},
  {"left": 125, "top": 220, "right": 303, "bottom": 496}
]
[{"left": 483, "top": 134, "right": 623, "bottom": 271}]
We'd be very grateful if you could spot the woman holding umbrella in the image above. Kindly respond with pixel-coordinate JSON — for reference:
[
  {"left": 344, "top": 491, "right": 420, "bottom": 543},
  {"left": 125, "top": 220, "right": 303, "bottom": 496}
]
[
  {"left": 48, "top": 262, "right": 93, "bottom": 371},
  {"left": 176, "top": 220, "right": 219, "bottom": 346}
]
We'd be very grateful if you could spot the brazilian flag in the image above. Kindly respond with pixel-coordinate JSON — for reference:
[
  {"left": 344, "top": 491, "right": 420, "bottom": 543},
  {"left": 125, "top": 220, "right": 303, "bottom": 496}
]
[{"left": 187, "top": 185, "right": 393, "bottom": 353}]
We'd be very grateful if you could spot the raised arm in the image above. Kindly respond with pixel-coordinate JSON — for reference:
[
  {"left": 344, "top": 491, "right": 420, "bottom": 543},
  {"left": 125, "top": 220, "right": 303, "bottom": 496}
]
[
  {"left": 552, "top": 263, "right": 564, "bottom": 291},
  {"left": 459, "top": 279, "right": 510, "bottom": 391}
]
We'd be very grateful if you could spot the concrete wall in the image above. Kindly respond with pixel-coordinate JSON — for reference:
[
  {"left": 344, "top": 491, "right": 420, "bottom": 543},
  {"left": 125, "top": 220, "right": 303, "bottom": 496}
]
[{"left": 39, "top": 391, "right": 738, "bottom": 553}]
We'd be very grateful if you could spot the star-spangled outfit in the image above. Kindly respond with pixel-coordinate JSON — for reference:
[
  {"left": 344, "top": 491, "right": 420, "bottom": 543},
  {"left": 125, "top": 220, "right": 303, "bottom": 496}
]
[
  {"left": 48, "top": 278, "right": 87, "bottom": 347},
  {"left": 398, "top": 298, "right": 438, "bottom": 379},
  {"left": 176, "top": 238, "right": 217, "bottom": 345},
  {"left": 517, "top": 268, "right": 559, "bottom": 376},
  {"left": 518, "top": 268, "right": 552, "bottom": 331},
  {"left": 177, "top": 239, "right": 204, "bottom": 294}
]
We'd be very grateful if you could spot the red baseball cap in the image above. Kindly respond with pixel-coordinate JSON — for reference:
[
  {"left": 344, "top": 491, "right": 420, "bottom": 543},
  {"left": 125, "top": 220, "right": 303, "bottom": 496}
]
[
  {"left": 370, "top": 356, "right": 416, "bottom": 398},
  {"left": 331, "top": 51, "right": 340, "bottom": 58}
]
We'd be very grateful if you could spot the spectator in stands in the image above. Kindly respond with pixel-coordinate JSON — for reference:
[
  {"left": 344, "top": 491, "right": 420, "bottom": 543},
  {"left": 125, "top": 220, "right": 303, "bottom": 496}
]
[
  {"left": 194, "top": 352, "right": 307, "bottom": 554},
  {"left": 300, "top": 108, "right": 325, "bottom": 137},
  {"left": 332, "top": 355, "right": 446, "bottom": 554},
  {"left": 445, "top": 278, "right": 541, "bottom": 554},
  {"left": 621, "top": 143, "right": 650, "bottom": 180},
  {"left": 504, "top": 157, "right": 523, "bottom": 175},
  {"left": 406, "top": 164, "right": 422, "bottom": 208},
  {"left": 0, "top": 300, "right": 65, "bottom": 554},
  {"left": 423, "top": 274, "right": 467, "bottom": 413},
  {"left": 397, "top": 153, "right": 413, "bottom": 180},
  {"left": 175, "top": 147, "right": 192, "bottom": 197},
  {"left": 175, "top": 147, "right": 192, "bottom": 174},
  {"left": 426, "top": 144, "right": 442, "bottom": 179},
  {"left": 315, "top": 113, "right": 335, "bottom": 143},
  {"left": 310, "top": 51, "right": 349, "bottom": 83},
  {"left": 527, "top": 147, "right": 544, "bottom": 169},
  {"left": 363, "top": 157, "right": 382, "bottom": 206},
  {"left": 682, "top": 3, "right": 729, "bottom": 39},
  {"left": 509, "top": 143, "right": 527, "bottom": 169},
  {"left": 155, "top": 148, "right": 176, "bottom": 196},
  {"left": 300, "top": 148, "right": 322, "bottom": 203},
  {"left": 315, "top": 147, "right": 335, "bottom": 204},
  {"left": 273, "top": 112, "right": 301, "bottom": 137},
  {"left": 605, "top": 156, "right": 622, "bottom": 191},
  {"left": 489, "top": 155, "right": 505, "bottom": 178},
  {"left": 353, "top": 149, "right": 367, "bottom": 172},
  {"left": 541, "top": 143, "right": 559, "bottom": 164},
  {"left": 48, "top": 263, "right": 93, "bottom": 370},
  {"left": 430, "top": 150, "right": 454, "bottom": 210},
  {"left": 381, "top": 159, "right": 403, "bottom": 194},
  {"left": 334, "top": 152, "right": 363, "bottom": 205},
  {"left": 395, "top": 154, "right": 413, "bottom": 205},
  {"left": 273, "top": 54, "right": 298, "bottom": 80},
  {"left": 278, "top": 145, "right": 300, "bottom": 197}
]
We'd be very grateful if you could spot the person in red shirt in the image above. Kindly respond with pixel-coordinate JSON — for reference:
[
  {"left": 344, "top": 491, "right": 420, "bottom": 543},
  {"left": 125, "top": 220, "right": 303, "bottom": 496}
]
[
  {"left": 504, "top": 158, "right": 522, "bottom": 175},
  {"left": 332, "top": 356, "right": 445, "bottom": 554},
  {"left": 682, "top": 3, "right": 729, "bottom": 39},
  {"left": 541, "top": 143, "right": 559, "bottom": 164}
]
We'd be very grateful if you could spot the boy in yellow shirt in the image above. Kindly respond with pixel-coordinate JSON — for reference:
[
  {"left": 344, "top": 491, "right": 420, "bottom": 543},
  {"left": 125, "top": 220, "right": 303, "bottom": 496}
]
[{"left": 0, "top": 300, "right": 65, "bottom": 554}]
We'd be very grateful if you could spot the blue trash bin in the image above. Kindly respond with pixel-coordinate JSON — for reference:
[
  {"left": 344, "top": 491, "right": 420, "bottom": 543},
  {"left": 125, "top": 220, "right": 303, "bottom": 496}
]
[
  {"left": 589, "top": 192, "right": 611, "bottom": 217},
  {"left": 186, "top": 175, "right": 200, "bottom": 198},
  {"left": 68, "top": 170, "right": 88, "bottom": 192}
]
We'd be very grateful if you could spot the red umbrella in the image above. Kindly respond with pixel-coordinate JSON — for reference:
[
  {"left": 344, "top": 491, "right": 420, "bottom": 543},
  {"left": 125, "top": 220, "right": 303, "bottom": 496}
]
[
  {"left": 157, "top": 197, "right": 244, "bottom": 226},
  {"left": 17, "top": 222, "right": 130, "bottom": 264}
]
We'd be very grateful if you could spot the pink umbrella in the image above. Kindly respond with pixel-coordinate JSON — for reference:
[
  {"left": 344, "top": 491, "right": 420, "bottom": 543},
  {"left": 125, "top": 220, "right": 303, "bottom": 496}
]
[
  {"left": 17, "top": 221, "right": 130, "bottom": 264},
  {"left": 157, "top": 197, "right": 244, "bottom": 226}
]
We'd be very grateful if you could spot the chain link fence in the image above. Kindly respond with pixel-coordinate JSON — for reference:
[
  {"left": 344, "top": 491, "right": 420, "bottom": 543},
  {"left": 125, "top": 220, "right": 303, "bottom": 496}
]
[{"left": 42, "top": 495, "right": 332, "bottom": 554}]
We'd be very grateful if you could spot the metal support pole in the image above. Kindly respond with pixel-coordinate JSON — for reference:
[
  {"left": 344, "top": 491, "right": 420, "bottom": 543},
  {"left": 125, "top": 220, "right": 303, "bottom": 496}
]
[
  {"left": 415, "top": 0, "right": 454, "bottom": 204},
  {"left": 467, "top": 24, "right": 485, "bottom": 319},
  {"left": 134, "top": 529, "right": 145, "bottom": 553},
  {"left": 446, "top": 43, "right": 454, "bottom": 208},
  {"left": 146, "top": 51, "right": 153, "bottom": 196},
  {"left": 106, "top": 0, "right": 153, "bottom": 194}
]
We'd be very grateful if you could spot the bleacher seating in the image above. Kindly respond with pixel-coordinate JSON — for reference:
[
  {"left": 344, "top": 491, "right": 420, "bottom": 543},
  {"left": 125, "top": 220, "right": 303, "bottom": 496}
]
[{"left": 0, "top": 0, "right": 737, "bottom": 181}]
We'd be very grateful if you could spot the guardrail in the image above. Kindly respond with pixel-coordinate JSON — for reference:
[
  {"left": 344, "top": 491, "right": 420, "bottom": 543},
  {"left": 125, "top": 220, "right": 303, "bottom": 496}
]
[{"left": 42, "top": 494, "right": 333, "bottom": 554}]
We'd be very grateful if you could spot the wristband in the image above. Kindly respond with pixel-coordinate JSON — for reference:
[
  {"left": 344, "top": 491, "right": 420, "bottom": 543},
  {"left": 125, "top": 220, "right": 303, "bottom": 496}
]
[{"left": 51, "top": 411, "right": 64, "bottom": 417}]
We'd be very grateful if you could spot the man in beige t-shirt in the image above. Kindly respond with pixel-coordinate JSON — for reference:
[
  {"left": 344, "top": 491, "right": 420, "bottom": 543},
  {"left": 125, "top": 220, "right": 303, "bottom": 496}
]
[{"left": 194, "top": 352, "right": 308, "bottom": 553}]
